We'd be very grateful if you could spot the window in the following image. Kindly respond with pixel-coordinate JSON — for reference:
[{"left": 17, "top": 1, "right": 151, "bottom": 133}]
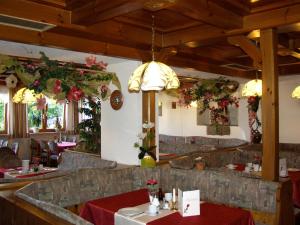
[
  {"left": 0, "top": 91, "right": 8, "bottom": 134},
  {"left": 28, "top": 97, "right": 65, "bottom": 132},
  {"left": 0, "top": 101, "right": 7, "bottom": 133}
]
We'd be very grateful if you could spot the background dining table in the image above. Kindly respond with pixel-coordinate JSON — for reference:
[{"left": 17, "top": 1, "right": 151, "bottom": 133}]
[
  {"left": 57, "top": 141, "right": 76, "bottom": 152},
  {"left": 80, "top": 189, "right": 254, "bottom": 225}
]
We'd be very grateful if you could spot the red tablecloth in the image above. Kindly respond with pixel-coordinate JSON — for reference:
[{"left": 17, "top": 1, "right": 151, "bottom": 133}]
[
  {"left": 234, "top": 164, "right": 246, "bottom": 172},
  {"left": 80, "top": 189, "right": 254, "bottom": 225},
  {"left": 15, "top": 170, "right": 56, "bottom": 178},
  {"left": 0, "top": 167, "right": 22, "bottom": 178},
  {"left": 80, "top": 189, "right": 149, "bottom": 225},
  {"left": 288, "top": 171, "right": 300, "bottom": 208}
]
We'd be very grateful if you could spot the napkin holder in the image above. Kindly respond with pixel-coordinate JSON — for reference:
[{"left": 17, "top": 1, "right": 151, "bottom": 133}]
[{"left": 178, "top": 189, "right": 200, "bottom": 217}]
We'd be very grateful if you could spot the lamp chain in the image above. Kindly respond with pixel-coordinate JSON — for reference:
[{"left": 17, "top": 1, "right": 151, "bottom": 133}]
[{"left": 151, "top": 15, "right": 155, "bottom": 61}]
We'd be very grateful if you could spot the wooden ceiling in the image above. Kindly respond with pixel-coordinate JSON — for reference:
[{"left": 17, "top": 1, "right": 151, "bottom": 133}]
[{"left": 1, "top": 0, "right": 300, "bottom": 78}]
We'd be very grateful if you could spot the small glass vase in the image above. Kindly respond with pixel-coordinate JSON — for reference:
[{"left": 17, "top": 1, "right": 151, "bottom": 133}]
[{"left": 141, "top": 155, "right": 156, "bottom": 168}]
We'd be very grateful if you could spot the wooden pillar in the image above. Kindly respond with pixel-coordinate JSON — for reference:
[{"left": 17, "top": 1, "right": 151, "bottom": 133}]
[
  {"left": 260, "top": 28, "right": 279, "bottom": 181},
  {"left": 142, "top": 91, "right": 156, "bottom": 155}
]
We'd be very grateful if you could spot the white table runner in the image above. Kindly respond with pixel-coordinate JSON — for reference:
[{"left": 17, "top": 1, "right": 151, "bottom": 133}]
[{"left": 115, "top": 203, "right": 176, "bottom": 225}]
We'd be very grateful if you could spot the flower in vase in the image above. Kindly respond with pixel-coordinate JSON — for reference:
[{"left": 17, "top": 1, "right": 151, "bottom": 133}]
[
  {"left": 147, "top": 179, "right": 158, "bottom": 200},
  {"left": 134, "top": 121, "right": 156, "bottom": 161}
]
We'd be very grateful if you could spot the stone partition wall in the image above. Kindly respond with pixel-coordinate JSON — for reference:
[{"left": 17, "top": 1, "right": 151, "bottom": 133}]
[
  {"left": 58, "top": 150, "right": 117, "bottom": 170},
  {"left": 159, "top": 167, "right": 278, "bottom": 214},
  {"left": 15, "top": 166, "right": 279, "bottom": 225},
  {"left": 159, "top": 134, "right": 247, "bottom": 155}
]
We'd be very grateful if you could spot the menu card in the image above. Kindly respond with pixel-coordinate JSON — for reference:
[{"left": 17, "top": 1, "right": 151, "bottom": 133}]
[
  {"left": 279, "top": 158, "right": 288, "bottom": 177},
  {"left": 178, "top": 189, "right": 200, "bottom": 217}
]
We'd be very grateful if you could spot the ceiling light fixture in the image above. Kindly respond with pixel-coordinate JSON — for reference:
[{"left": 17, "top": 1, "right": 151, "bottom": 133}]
[
  {"left": 292, "top": 86, "right": 300, "bottom": 99},
  {"left": 12, "top": 87, "right": 43, "bottom": 103},
  {"left": 242, "top": 71, "right": 262, "bottom": 97},
  {"left": 128, "top": 15, "right": 180, "bottom": 92}
]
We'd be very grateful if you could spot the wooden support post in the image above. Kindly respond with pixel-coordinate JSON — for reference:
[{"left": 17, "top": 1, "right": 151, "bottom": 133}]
[
  {"left": 142, "top": 91, "right": 156, "bottom": 157},
  {"left": 260, "top": 28, "right": 279, "bottom": 181}
]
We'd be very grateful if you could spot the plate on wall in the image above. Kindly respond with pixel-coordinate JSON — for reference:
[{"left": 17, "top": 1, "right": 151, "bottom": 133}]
[{"left": 110, "top": 90, "right": 123, "bottom": 110}]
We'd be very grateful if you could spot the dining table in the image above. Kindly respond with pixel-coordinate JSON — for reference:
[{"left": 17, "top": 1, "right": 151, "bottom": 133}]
[
  {"left": 226, "top": 163, "right": 300, "bottom": 208},
  {"left": 2, "top": 167, "right": 57, "bottom": 179},
  {"left": 57, "top": 141, "right": 76, "bottom": 152},
  {"left": 80, "top": 189, "right": 255, "bottom": 225}
]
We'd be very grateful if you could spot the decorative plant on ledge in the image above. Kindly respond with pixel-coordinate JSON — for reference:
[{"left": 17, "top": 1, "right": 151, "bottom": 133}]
[
  {"left": 247, "top": 96, "right": 262, "bottom": 143},
  {"left": 134, "top": 121, "right": 157, "bottom": 168},
  {"left": 0, "top": 53, "right": 121, "bottom": 105},
  {"left": 77, "top": 97, "right": 101, "bottom": 154},
  {"left": 176, "top": 77, "right": 240, "bottom": 135}
]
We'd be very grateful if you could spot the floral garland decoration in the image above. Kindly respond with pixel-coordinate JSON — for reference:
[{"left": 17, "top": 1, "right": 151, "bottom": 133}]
[
  {"left": 177, "top": 77, "right": 239, "bottom": 125},
  {"left": 247, "top": 96, "right": 262, "bottom": 143},
  {"left": 0, "top": 52, "right": 121, "bottom": 107}
]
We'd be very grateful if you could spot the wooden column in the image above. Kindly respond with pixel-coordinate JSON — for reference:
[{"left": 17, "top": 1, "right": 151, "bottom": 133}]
[
  {"left": 142, "top": 91, "right": 156, "bottom": 155},
  {"left": 260, "top": 28, "right": 279, "bottom": 181}
]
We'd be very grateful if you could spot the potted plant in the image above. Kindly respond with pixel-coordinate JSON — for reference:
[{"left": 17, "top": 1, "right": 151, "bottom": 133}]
[
  {"left": 30, "top": 110, "right": 41, "bottom": 133},
  {"left": 77, "top": 97, "right": 101, "bottom": 154},
  {"left": 134, "top": 121, "right": 157, "bottom": 168}
]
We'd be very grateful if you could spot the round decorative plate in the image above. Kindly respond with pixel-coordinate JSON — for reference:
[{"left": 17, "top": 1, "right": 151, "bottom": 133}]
[{"left": 110, "top": 90, "right": 123, "bottom": 110}]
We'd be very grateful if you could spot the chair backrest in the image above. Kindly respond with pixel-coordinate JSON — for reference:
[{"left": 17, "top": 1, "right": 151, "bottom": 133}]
[
  {"left": 2, "top": 140, "right": 8, "bottom": 147},
  {"left": 61, "top": 135, "right": 67, "bottom": 142},
  {"left": 66, "top": 136, "right": 76, "bottom": 143},
  {"left": 0, "top": 139, "right": 3, "bottom": 146},
  {"left": 11, "top": 142, "right": 19, "bottom": 155},
  {"left": 48, "top": 141, "right": 58, "bottom": 154},
  {"left": 39, "top": 140, "right": 48, "bottom": 150}
]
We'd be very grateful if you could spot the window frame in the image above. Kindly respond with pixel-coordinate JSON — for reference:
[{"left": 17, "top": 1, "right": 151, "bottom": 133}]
[
  {"left": 0, "top": 103, "right": 8, "bottom": 134},
  {"left": 28, "top": 102, "right": 66, "bottom": 133}
]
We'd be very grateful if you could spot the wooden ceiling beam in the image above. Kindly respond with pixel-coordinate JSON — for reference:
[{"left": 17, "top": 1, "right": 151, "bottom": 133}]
[
  {"left": 52, "top": 20, "right": 161, "bottom": 48},
  {"left": 169, "top": 0, "right": 242, "bottom": 29},
  {"left": 0, "top": 24, "right": 249, "bottom": 77},
  {"left": 0, "top": 0, "right": 71, "bottom": 25},
  {"left": 164, "top": 3, "right": 300, "bottom": 47},
  {"left": 168, "top": 56, "right": 255, "bottom": 79},
  {"left": 72, "top": 0, "right": 147, "bottom": 25},
  {"left": 0, "top": 24, "right": 146, "bottom": 61},
  {"left": 227, "top": 35, "right": 262, "bottom": 69}
]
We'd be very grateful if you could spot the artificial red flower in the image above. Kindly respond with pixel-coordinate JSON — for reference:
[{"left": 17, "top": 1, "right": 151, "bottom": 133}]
[
  {"left": 67, "top": 86, "right": 84, "bottom": 102},
  {"left": 247, "top": 96, "right": 256, "bottom": 104},
  {"left": 97, "top": 61, "right": 108, "bottom": 70},
  {"left": 79, "top": 70, "right": 85, "bottom": 76},
  {"left": 218, "top": 99, "right": 229, "bottom": 108},
  {"left": 36, "top": 96, "right": 46, "bottom": 110},
  {"left": 147, "top": 179, "right": 157, "bottom": 185},
  {"left": 85, "top": 56, "right": 97, "bottom": 68},
  {"left": 33, "top": 79, "right": 40, "bottom": 87},
  {"left": 53, "top": 80, "right": 62, "bottom": 94}
]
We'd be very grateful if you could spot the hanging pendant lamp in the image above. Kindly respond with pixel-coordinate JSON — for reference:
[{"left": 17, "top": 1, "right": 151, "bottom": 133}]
[
  {"left": 128, "top": 16, "right": 180, "bottom": 92},
  {"left": 242, "top": 79, "right": 262, "bottom": 97},
  {"left": 12, "top": 87, "right": 43, "bottom": 103},
  {"left": 292, "top": 86, "right": 300, "bottom": 99}
]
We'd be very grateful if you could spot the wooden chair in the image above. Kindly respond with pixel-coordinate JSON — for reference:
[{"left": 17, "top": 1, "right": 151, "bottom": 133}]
[
  {"left": 39, "top": 140, "right": 50, "bottom": 166},
  {"left": 11, "top": 142, "right": 19, "bottom": 155},
  {"left": 66, "top": 136, "right": 76, "bottom": 143},
  {"left": 47, "top": 141, "right": 59, "bottom": 167},
  {"left": 2, "top": 140, "right": 8, "bottom": 147}
]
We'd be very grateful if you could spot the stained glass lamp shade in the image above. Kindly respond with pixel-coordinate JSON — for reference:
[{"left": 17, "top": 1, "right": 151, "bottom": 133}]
[
  {"left": 292, "top": 86, "right": 300, "bottom": 99},
  {"left": 242, "top": 79, "right": 262, "bottom": 97}
]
